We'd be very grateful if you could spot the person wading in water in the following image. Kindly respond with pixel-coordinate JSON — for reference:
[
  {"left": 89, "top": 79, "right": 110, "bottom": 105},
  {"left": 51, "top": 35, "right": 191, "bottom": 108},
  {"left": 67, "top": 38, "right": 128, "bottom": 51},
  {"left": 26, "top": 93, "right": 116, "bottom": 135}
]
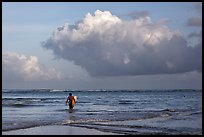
[{"left": 66, "top": 93, "right": 76, "bottom": 110}]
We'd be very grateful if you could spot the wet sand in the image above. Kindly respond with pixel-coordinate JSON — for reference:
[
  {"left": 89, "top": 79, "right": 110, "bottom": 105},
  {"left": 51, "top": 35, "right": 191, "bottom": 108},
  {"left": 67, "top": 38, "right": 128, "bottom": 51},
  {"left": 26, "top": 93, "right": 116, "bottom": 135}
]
[{"left": 2, "top": 125, "right": 119, "bottom": 135}]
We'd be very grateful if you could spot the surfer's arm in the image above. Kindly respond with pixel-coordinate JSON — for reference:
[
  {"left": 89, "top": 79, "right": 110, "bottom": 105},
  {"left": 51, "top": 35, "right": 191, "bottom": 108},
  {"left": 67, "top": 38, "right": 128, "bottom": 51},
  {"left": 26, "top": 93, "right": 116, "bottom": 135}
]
[{"left": 66, "top": 97, "right": 69, "bottom": 104}]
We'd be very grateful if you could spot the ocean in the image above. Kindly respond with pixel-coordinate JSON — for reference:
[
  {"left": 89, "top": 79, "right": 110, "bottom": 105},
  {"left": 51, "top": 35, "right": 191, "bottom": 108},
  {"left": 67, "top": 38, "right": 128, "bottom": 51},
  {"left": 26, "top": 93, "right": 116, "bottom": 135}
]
[{"left": 2, "top": 89, "right": 202, "bottom": 135}]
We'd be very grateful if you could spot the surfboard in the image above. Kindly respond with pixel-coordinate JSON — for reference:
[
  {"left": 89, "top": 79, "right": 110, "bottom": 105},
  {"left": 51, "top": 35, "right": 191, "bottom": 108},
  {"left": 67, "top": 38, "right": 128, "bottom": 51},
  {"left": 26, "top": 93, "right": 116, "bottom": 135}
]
[
  {"left": 74, "top": 96, "right": 77, "bottom": 102},
  {"left": 72, "top": 96, "right": 77, "bottom": 107}
]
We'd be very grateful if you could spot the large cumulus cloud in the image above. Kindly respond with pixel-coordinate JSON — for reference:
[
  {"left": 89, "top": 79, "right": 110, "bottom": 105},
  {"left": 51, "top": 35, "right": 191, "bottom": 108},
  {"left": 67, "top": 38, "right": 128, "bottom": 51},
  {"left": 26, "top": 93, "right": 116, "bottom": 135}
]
[{"left": 42, "top": 10, "right": 202, "bottom": 76}]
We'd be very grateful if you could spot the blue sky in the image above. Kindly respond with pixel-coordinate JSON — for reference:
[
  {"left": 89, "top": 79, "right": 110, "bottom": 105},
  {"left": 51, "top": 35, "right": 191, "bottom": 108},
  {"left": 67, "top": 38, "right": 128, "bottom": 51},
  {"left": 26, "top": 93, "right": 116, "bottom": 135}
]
[
  {"left": 2, "top": 2, "right": 198, "bottom": 53},
  {"left": 2, "top": 2, "right": 202, "bottom": 89}
]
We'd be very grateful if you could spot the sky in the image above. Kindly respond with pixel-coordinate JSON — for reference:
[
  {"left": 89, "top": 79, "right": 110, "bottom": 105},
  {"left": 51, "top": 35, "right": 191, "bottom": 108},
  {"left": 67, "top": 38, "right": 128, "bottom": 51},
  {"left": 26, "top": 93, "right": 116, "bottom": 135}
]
[{"left": 2, "top": 2, "right": 202, "bottom": 90}]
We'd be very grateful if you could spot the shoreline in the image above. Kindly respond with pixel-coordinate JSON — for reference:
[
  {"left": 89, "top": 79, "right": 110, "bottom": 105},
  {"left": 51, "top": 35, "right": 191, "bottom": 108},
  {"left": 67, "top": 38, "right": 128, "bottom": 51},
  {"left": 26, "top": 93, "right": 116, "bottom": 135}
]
[{"left": 2, "top": 125, "right": 120, "bottom": 135}]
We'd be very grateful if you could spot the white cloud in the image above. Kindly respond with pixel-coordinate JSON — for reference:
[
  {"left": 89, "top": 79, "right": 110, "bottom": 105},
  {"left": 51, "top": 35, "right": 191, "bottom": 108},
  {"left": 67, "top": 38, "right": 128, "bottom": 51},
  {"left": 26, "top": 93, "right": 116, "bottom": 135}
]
[
  {"left": 42, "top": 10, "right": 202, "bottom": 77},
  {"left": 2, "top": 51, "right": 62, "bottom": 81}
]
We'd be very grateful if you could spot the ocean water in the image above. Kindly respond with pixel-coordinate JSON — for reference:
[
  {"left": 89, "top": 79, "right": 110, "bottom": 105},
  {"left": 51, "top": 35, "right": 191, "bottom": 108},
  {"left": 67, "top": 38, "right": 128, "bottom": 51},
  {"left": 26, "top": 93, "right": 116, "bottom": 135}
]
[{"left": 2, "top": 89, "right": 202, "bottom": 135}]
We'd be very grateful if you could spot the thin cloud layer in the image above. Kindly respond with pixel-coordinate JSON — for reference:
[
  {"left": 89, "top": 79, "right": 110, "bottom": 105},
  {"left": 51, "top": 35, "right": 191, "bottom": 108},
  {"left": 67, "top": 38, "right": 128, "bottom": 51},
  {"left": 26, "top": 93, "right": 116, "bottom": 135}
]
[
  {"left": 187, "top": 2, "right": 202, "bottom": 27},
  {"left": 187, "top": 17, "right": 202, "bottom": 27},
  {"left": 195, "top": 2, "right": 202, "bottom": 13},
  {"left": 127, "top": 10, "right": 150, "bottom": 19},
  {"left": 2, "top": 51, "right": 62, "bottom": 81},
  {"left": 42, "top": 10, "right": 202, "bottom": 77}
]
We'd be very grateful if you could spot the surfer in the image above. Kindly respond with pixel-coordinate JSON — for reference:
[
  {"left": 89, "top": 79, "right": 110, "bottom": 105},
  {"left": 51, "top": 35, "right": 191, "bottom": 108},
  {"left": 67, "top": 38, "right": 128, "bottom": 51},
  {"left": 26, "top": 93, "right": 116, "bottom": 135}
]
[{"left": 66, "top": 93, "right": 76, "bottom": 110}]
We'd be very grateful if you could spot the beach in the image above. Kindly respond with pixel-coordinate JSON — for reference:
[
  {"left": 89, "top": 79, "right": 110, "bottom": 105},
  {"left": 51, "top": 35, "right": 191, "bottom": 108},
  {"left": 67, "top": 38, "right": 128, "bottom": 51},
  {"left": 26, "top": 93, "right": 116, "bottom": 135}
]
[{"left": 2, "top": 125, "right": 119, "bottom": 135}]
